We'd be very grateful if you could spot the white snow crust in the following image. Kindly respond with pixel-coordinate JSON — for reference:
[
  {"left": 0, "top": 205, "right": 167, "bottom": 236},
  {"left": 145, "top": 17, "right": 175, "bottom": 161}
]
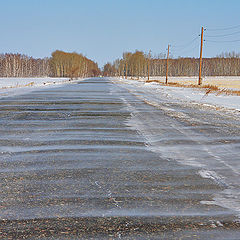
[
  {"left": 115, "top": 77, "right": 240, "bottom": 112},
  {"left": 0, "top": 77, "right": 84, "bottom": 99}
]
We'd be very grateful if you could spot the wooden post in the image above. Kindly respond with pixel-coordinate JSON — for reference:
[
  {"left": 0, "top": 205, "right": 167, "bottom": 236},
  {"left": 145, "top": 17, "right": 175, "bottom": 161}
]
[
  {"left": 166, "top": 44, "right": 170, "bottom": 84},
  {"left": 198, "top": 27, "right": 204, "bottom": 85},
  {"left": 147, "top": 50, "right": 151, "bottom": 81},
  {"left": 125, "top": 62, "right": 128, "bottom": 79},
  {"left": 148, "top": 58, "right": 150, "bottom": 81}
]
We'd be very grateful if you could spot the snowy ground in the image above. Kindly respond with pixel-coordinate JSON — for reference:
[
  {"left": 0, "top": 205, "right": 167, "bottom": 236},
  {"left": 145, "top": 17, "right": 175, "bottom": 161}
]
[
  {"left": 0, "top": 77, "right": 84, "bottom": 99},
  {"left": 140, "top": 76, "right": 240, "bottom": 90},
  {"left": 114, "top": 77, "right": 240, "bottom": 113}
]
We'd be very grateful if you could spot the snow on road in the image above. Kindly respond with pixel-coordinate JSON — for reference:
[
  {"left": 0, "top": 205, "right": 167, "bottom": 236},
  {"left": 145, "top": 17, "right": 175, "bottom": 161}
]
[
  {"left": 111, "top": 77, "right": 240, "bottom": 218},
  {"left": 1, "top": 77, "right": 239, "bottom": 112},
  {"left": 1, "top": 77, "right": 239, "bottom": 238}
]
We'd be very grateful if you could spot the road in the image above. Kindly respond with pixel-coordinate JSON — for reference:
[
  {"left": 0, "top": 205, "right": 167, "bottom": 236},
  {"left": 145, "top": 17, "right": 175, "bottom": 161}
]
[{"left": 0, "top": 78, "right": 240, "bottom": 239}]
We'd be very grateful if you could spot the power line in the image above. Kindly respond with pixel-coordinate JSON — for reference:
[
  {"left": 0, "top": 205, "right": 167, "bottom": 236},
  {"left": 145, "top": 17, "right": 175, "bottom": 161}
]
[
  {"left": 207, "top": 24, "right": 240, "bottom": 31},
  {"left": 173, "top": 41, "right": 199, "bottom": 56},
  {"left": 205, "top": 30, "right": 240, "bottom": 38},
  {"left": 205, "top": 39, "right": 240, "bottom": 43},
  {"left": 171, "top": 36, "right": 199, "bottom": 50}
]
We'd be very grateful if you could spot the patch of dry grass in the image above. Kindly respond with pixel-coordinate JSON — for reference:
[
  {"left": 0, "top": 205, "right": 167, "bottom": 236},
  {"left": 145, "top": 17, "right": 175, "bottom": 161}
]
[{"left": 145, "top": 79, "right": 240, "bottom": 96}]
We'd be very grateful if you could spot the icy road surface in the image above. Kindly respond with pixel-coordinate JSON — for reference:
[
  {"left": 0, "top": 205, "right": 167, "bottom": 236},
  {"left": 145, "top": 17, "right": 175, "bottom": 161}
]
[{"left": 0, "top": 78, "right": 240, "bottom": 239}]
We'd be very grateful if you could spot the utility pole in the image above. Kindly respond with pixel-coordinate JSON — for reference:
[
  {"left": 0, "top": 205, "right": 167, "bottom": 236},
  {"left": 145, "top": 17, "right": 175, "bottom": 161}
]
[
  {"left": 147, "top": 50, "right": 151, "bottom": 81},
  {"left": 166, "top": 44, "right": 170, "bottom": 84},
  {"left": 125, "top": 61, "right": 128, "bottom": 79},
  {"left": 147, "top": 58, "right": 150, "bottom": 81},
  {"left": 198, "top": 27, "right": 204, "bottom": 85}
]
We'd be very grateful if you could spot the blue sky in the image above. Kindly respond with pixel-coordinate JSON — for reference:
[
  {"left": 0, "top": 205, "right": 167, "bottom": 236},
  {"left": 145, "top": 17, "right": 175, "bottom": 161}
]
[{"left": 0, "top": 0, "right": 240, "bottom": 67}]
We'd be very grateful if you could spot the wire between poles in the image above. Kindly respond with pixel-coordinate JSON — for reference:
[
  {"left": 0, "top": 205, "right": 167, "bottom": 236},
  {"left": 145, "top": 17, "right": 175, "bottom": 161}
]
[
  {"left": 171, "top": 36, "right": 199, "bottom": 50},
  {"left": 205, "top": 30, "right": 240, "bottom": 38},
  {"left": 205, "top": 39, "right": 240, "bottom": 43},
  {"left": 207, "top": 24, "right": 240, "bottom": 31}
]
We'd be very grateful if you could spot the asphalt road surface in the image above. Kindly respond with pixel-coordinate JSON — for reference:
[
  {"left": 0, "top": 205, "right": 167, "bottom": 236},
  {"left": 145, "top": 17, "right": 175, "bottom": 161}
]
[{"left": 0, "top": 78, "right": 240, "bottom": 239}]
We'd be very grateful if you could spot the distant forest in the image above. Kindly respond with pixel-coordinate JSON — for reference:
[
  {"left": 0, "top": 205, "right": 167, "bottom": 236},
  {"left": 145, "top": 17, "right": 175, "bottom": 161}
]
[
  {"left": 0, "top": 50, "right": 100, "bottom": 78},
  {"left": 103, "top": 51, "right": 240, "bottom": 77},
  {"left": 1, "top": 50, "right": 240, "bottom": 78}
]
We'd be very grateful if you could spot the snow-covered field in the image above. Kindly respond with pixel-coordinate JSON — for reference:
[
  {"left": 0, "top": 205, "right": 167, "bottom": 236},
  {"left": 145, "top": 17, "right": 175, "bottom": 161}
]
[
  {"left": 115, "top": 77, "right": 240, "bottom": 113},
  {"left": 0, "top": 77, "right": 84, "bottom": 98},
  {"left": 139, "top": 76, "right": 240, "bottom": 90}
]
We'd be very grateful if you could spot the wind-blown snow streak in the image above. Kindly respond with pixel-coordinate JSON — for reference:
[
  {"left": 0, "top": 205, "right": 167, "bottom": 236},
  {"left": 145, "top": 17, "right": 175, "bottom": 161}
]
[{"left": 111, "top": 77, "right": 240, "bottom": 218}]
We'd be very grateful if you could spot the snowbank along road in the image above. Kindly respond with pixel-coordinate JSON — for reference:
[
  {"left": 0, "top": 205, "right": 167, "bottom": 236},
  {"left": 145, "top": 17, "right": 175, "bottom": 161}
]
[{"left": 0, "top": 77, "right": 240, "bottom": 239}]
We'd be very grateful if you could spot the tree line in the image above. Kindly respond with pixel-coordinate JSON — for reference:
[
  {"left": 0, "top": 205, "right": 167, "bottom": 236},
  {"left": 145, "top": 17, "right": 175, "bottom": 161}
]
[
  {"left": 1, "top": 50, "right": 239, "bottom": 78},
  {"left": 0, "top": 51, "right": 100, "bottom": 78},
  {"left": 103, "top": 50, "right": 240, "bottom": 77},
  {"left": 0, "top": 54, "right": 50, "bottom": 77},
  {"left": 50, "top": 50, "right": 100, "bottom": 78}
]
